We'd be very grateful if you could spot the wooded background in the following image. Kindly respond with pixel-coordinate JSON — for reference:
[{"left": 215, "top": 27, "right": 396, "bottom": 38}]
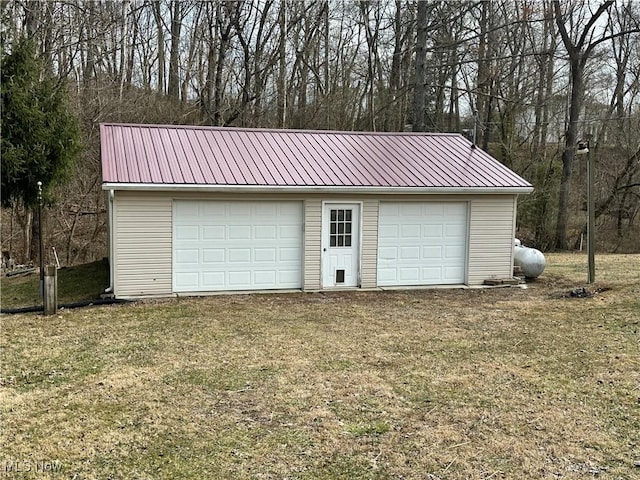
[{"left": 1, "top": 0, "right": 639, "bottom": 269}]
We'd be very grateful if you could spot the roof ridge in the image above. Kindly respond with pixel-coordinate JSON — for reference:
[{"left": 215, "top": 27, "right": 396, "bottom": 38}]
[{"left": 100, "top": 123, "right": 462, "bottom": 137}]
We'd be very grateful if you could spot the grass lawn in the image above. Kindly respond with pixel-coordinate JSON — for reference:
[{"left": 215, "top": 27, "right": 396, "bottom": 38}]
[
  {"left": 1, "top": 253, "right": 639, "bottom": 479},
  {"left": 0, "top": 259, "right": 109, "bottom": 310}
]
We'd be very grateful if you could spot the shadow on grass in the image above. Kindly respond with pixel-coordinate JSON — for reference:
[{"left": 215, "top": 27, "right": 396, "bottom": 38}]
[{"left": 1, "top": 258, "right": 109, "bottom": 309}]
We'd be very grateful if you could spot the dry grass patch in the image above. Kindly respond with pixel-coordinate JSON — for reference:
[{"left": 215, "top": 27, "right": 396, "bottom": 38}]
[{"left": 1, "top": 253, "right": 639, "bottom": 479}]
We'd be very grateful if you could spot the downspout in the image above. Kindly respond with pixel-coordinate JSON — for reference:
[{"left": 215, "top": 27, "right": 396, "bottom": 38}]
[
  {"left": 511, "top": 194, "right": 519, "bottom": 274},
  {"left": 105, "top": 190, "right": 115, "bottom": 294}
]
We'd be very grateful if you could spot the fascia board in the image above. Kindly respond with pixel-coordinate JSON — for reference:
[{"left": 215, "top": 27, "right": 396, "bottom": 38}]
[{"left": 102, "top": 183, "right": 534, "bottom": 195}]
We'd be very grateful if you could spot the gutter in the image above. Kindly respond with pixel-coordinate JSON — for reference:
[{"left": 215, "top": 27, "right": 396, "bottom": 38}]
[{"left": 102, "top": 183, "right": 534, "bottom": 195}]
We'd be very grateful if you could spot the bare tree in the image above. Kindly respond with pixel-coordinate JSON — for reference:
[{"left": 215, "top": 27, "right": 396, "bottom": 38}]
[{"left": 552, "top": 0, "right": 617, "bottom": 249}]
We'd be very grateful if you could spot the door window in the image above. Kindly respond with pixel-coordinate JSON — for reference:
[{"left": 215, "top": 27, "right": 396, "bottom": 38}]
[{"left": 329, "top": 209, "right": 352, "bottom": 247}]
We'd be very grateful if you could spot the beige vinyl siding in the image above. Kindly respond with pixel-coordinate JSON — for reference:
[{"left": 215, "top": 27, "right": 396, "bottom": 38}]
[
  {"left": 110, "top": 190, "right": 521, "bottom": 296},
  {"left": 467, "top": 195, "right": 517, "bottom": 285},
  {"left": 360, "top": 200, "right": 379, "bottom": 288},
  {"left": 114, "top": 191, "right": 172, "bottom": 297},
  {"left": 303, "top": 200, "right": 322, "bottom": 290}
]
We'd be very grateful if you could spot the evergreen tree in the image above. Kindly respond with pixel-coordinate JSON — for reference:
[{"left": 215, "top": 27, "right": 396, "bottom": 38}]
[{"left": 1, "top": 38, "right": 81, "bottom": 207}]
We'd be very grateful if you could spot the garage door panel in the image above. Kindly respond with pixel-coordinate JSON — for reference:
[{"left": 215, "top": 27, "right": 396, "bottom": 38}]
[
  {"left": 423, "top": 245, "right": 442, "bottom": 259},
  {"left": 228, "top": 271, "right": 251, "bottom": 286},
  {"left": 229, "top": 248, "right": 251, "bottom": 263},
  {"left": 446, "top": 223, "right": 466, "bottom": 237},
  {"left": 280, "top": 225, "right": 301, "bottom": 239},
  {"left": 175, "top": 272, "right": 199, "bottom": 290},
  {"left": 175, "top": 249, "right": 199, "bottom": 264},
  {"left": 400, "top": 224, "right": 421, "bottom": 238},
  {"left": 254, "top": 271, "right": 276, "bottom": 285},
  {"left": 399, "top": 267, "right": 420, "bottom": 281},
  {"left": 378, "top": 246, "right": 398, "bottom": 261},
  {"left": 200, "top": 202, "right": 223, "bottom": 216},
  {"left": 280, "top": 202, "right": 301, "bottom": 215},
  {"left": 254, "top": 248, "right": 276, "bottom": 262},
  {"left": 378, "top": 202, "right": 467, "bottom": 286},
  {"left": 279, "top": 270, "right": 301, "bottom": 284},
  {"left": 427, "top": 204, "right": 445, "bottom": 216},
  {"left": 400, "top": 246, "right": 420, "bottom": 260},
  {"left": 280, "top": 247, "right": 301, "bottom": 262},
  {"left": 255, "top": 203, "right": 278, "bottom": 216},
  {"left": 445, "top": 245, "right": 465, "bottom": 259},
  {"left": 229, "top": 203, "right": 252, "bottom": 216},
  {"left": 202, "top": 271, "right": 225, "bottom": 288},
  {"left": 203, "top": 226, "right": 225, "bottom": 240},
  {"left": 421, "top": 266, "right": 442, "bottom": 281},
  {"left": 174, "top": 201, "right": 198, "bottom": 216},
  {"left": 445, "top": 203, "right": 463, "bottom": 214},
  {"left": 175, "top": 225, "right": 199, "bottom": 241},
  {"left": 203, "top": 249, "right": 224, "bottom": 263},
  {"left": 401, "top": 203, "right": 422, "bottom": 216},
  {"left": 379, "top": 224, "right": 399, "bottom": 239},
  {"left": 173, "top": 200, "right": 302, "bottom": 292},
  {"left": 377, "top": 268, "right": 395, "bottom": 284},
  {"left": 379, "top": 203, "right": 398, "bottom": 216},
  {"left": 229, "top": 225, "right": 251, "bottom": 240},
  {"left": 445, "top": 265, "right": 465, "bottom": 280},
  {"left": 255, "top": 225, "right": 277, "bottom": 239},
  {"left": 424, "top": 225, "right": 443, "bottom": 237}
]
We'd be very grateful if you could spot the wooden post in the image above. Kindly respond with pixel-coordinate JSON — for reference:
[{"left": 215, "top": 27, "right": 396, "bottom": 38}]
[{"left": 43, "top": 265, "right": 57, "bottom": 315}]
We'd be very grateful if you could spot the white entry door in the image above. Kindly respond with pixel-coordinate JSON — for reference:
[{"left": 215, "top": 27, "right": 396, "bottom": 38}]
[{"left": 322, "top": 203, "right": 360, "bottom": 287}]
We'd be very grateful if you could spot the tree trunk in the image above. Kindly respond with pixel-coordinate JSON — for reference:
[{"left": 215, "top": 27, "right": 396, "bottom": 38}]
[
  {"left": 277, "top": 0, "right": 287, "bottom": 127},
  {"left": 21, "top": 208, "right": 33, "bottom": 265},
  {"left": 83, "top": 1, "right": 96, "bottom": 85},
  {"left": 554, "top": 61, "right": 584, "bottom": 249},
  {"left": 475, "top": 1, "right": 489, "bottom": 141},
  {"left": 119, "top": 0, "right": 131, "bottom": 100},
  {"left": 167, "top": 0, "right": 182, "bottom": 99},
  {"left": 412, "top": 1, "right": 428, "bottom": 132},
  {"left": 152, "top": 0, "right": 165, "bottom": 94},
  {"left": 30, "top": 207, "right": 40, "bottom": 266}
]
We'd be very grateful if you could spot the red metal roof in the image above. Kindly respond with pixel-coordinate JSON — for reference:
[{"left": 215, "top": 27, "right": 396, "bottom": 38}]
[{"left": 100, "top": 123, "right": 532, "bottom": 191}]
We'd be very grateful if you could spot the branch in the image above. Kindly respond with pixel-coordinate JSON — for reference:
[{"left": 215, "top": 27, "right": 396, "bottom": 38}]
[
  {"left": 583, "top": 27, "right": 640, "bottom": 58},
  {"left": 577, "top": 0, "right": 614, "bottom": 49},
  {"left": 616, "top": 183, "right": 640, "bottom": 191},
  {"left": 553, "top": 0, "right": 575, "bottom": 56}
]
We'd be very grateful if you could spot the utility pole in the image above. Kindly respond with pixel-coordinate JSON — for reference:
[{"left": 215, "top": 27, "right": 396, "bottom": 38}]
[
  {"left": 586, "top": 142, "right": 595, "bottom": 284},
  {"left": 576, "top": 141, "right": 595, "bottom": 284}
]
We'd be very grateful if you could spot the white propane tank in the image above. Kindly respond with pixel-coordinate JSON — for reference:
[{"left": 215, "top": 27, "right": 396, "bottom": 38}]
[{"left": 514, "top": 239, "right": 546, "bottom": 278}]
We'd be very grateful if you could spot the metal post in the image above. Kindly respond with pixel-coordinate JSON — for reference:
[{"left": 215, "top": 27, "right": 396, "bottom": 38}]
[
  {"left": 37, "top": 181, "right": 44, "bottom": 298},
  {"left": 587, "top": 144, "right": 595, "bottom": 284}
]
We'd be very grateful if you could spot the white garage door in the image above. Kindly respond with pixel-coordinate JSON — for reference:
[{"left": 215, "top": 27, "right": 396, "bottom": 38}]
[
  {"left": 377, "top": 202, "right": 467, "bottom": 286},
  {"left": 173, "top": 200, "right": 303, "bottom": 292}
]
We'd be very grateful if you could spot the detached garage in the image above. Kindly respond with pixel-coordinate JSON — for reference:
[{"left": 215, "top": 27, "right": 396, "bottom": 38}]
[{"left": 101, "top": 123, "right": 533, "bottom": 298}]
